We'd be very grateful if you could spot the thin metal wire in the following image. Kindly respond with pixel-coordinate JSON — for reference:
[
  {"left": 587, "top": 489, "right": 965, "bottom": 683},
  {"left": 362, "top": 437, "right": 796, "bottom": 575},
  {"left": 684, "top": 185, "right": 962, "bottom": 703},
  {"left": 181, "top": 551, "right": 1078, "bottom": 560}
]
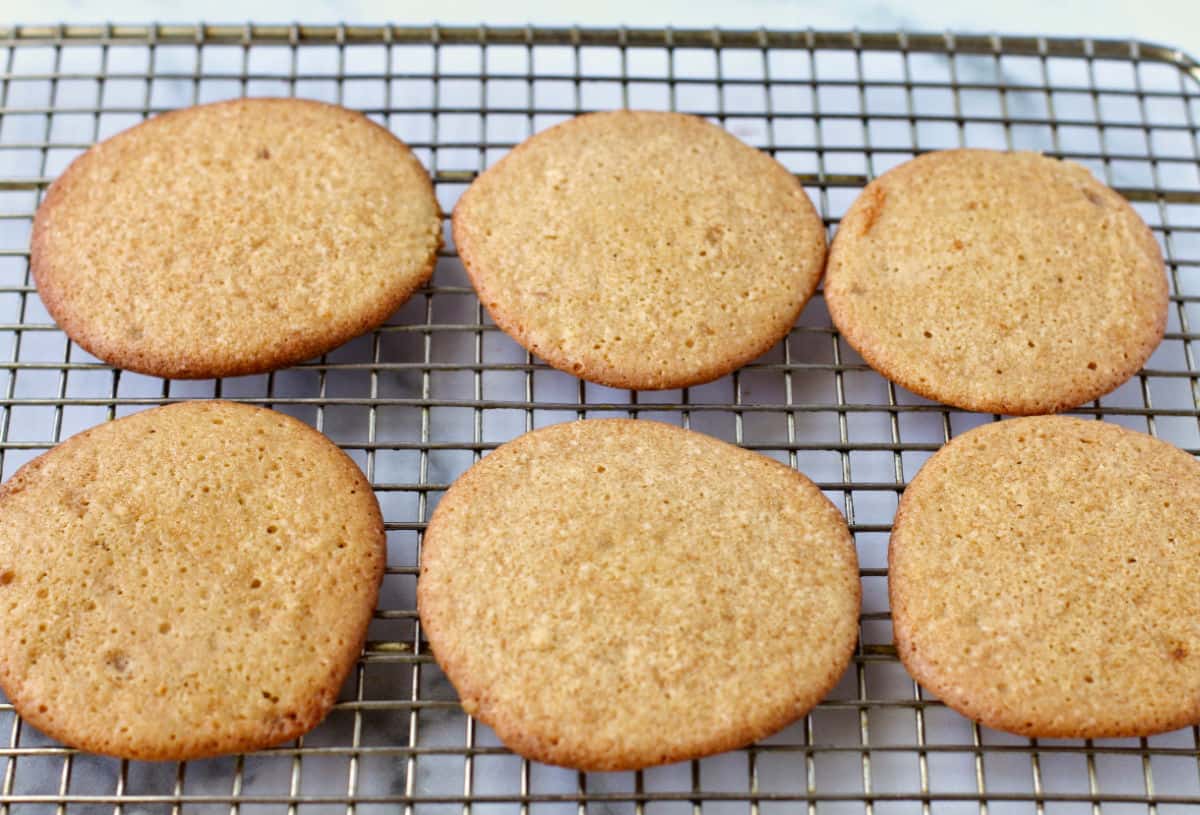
[
  {"left": 0, "top": 23, "right": 1196, "bottom": 62},
  {"left": 6, "top": 70, "right": 1200, "bottom": 103},
  {"left": 0, "top": 21, "right": 1196, "bottom": 814},
  {"left": 460, "top": 26, "right": 485, "bottom": 815},
  {"left": 946, "top": 37, "right": 994, "bottom": 814}
]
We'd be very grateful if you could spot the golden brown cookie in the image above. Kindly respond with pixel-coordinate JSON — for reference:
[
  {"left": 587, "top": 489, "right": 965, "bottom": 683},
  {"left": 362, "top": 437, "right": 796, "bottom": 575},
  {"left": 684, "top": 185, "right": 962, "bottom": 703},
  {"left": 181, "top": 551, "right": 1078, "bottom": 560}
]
[
  {"left": 452, "top": 110, "right": 827, "bottom": 390},
  {"left": 418, "top": 419, "right": 860, "bottom": 770},
  {"left": 825, "top": 149, "right": 1167, "bottom": 414},
  {"left": 32, "top": 98, "right": 442, "bottom": 379},
  {"left": 0, "top": 400, "right": 385, "bottom": 760},
  {"left": 890, "top": 415, "right": 1200, "bottom": 738}
]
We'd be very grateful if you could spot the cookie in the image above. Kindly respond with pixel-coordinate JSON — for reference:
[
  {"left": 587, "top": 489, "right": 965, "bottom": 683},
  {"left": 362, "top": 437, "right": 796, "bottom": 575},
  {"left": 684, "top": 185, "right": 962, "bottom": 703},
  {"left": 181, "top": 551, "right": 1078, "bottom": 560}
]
[
  {"left": 418, "top": 419, "right": 860, "bottom": 770},
  {"left": 32, "top": 97, "right": 442, "bottom": 379},
  {"left": 452, "top": 110, "right": 827, "bottom": 390},
  {"left": 890, "top": 415, "right": 1200, "bottom": 738},
  {"left": 0, "top": 400, "right": 385, "bottom": 760},
  {"left": 824, "top": 149, "right": 1167, "bottom": 414}
]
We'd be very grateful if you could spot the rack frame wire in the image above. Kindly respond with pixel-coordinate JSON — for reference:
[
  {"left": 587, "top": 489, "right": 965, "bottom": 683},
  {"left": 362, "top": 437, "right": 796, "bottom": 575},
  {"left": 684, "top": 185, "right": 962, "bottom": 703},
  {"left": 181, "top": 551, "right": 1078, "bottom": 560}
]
[{"left": 0, "top": 21, "right": 1198, "bottom": 815}]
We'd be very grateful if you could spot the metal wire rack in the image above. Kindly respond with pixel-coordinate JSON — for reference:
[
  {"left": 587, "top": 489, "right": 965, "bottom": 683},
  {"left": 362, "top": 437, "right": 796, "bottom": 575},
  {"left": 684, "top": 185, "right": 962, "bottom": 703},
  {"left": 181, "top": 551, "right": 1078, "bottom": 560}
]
[{"left": 0, "top": 21, "right": 1198, "bottom": 815}]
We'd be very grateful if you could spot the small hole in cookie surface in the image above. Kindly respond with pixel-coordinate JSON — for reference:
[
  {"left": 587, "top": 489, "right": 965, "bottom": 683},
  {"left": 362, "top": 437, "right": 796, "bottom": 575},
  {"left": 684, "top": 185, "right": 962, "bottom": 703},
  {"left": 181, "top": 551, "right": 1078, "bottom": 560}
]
[
  {"left": 1087, "top": 361, "right": 1097, "bottom": 370},
  {"left": 0, "top": 570, "right": 13, "bottom": 586}
]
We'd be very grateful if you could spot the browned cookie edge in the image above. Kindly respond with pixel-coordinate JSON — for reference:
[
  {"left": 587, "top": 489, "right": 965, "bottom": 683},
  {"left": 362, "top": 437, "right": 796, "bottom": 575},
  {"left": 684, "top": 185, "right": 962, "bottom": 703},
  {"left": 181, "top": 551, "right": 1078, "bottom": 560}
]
[
  {"left": 825, "top": 149, "right": 1167, "bottom": 415},
  {"left": 889, "top": 415, "right": 1200, "bottom": 738},
  {"left": 31, "top": 98, "right": 442, "bottom": 380},
  {"left": 418, "top": 419, "right": 860, "bottom": 770},
  {"left": 0, "top": 400, "right": 386, "bottom": 760},
  {"left": 452, "top": 111, "right": 826, "bottom": 391}
]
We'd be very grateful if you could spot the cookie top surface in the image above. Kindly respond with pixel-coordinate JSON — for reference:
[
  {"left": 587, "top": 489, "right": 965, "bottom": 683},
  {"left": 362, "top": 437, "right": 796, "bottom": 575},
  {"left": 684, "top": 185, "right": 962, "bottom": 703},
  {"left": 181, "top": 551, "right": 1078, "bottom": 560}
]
[
  {"left": 824, "top": 149, "right": 1167, "bottom": 414},
  {"left": 890, "top": 416, "right": 1200, "bottom": 738},
  {"left": 418, "top": 419, "right": 860, "bottom": 770},
  {"left": 0, "top": 400, "right": 385, "bottom": 760},
  {"left": 32, "top": 98, "right": 442, "bottom": 379},
  {"left": 452, "top": 110, "right": 828, "bottom": 390}
]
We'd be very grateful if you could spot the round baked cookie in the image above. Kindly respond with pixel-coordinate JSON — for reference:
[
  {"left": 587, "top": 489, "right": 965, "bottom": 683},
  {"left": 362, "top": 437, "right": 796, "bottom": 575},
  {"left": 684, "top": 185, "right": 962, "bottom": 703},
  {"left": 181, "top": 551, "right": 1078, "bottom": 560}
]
[
  {"left": 890, "top": 415, "right": 1200, "bottom": 738},
  {"left": 418, "top": 419, "right": 860, "bottom": 770},
  {"left": 32, "top": 97, "right": 442, "bottom": 379},
  {"left": 0, "top": 400, "right": 385, "bottom": 760},
  {"left": 825, "top": 149, "right": 1167, "bottom": 414},
  {"left": 452, "top": 110, "right": 828, "bottom": 390}
]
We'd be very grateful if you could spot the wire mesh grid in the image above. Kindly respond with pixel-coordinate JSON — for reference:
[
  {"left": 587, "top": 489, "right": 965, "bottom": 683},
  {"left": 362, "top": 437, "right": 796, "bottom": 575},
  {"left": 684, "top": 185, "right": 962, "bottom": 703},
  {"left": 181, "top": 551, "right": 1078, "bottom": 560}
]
[{"left": 0, "top": 21, "right": 1198, "bottom": 815}]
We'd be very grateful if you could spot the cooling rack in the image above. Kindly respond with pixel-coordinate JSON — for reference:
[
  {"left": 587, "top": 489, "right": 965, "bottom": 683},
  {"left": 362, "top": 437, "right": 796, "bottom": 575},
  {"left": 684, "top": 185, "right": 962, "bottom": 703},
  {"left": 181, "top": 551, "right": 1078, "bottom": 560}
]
[{"left": 0, "top": 21, "right": 1199, "bottom": 815}]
